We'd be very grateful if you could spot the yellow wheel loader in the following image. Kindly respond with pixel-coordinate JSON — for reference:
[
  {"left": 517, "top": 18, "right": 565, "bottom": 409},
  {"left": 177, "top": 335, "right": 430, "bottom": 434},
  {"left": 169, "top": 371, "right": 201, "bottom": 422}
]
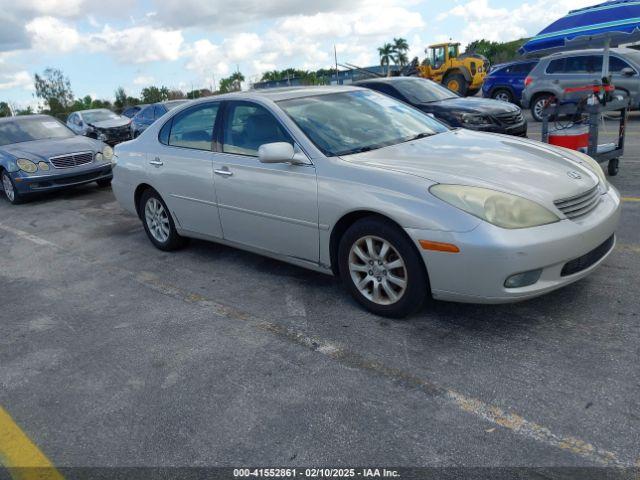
[{"left": 413, "top": 43, "right": 489, "bottom": 96}]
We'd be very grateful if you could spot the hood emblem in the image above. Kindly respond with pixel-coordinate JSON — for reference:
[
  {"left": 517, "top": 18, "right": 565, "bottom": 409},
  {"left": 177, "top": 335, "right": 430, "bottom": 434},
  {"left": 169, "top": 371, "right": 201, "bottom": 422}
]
[{"left": 566, "top": 171, "right": 582, "bottom": 180}]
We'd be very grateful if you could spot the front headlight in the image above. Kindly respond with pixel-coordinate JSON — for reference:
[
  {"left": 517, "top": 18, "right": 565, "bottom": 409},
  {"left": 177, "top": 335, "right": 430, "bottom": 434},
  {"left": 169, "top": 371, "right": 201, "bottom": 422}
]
[
  {"left": 102, "top": 145, "right": 114, "bottom": 161},
  {"left": 16, "top": 158, "right": 38, "bottom": 173},
  {"left": 430, "top": 184, "right": 560, "bottom": 229},
  {"left": 459, "top": 113, "right": 492, "bottom": 126}
]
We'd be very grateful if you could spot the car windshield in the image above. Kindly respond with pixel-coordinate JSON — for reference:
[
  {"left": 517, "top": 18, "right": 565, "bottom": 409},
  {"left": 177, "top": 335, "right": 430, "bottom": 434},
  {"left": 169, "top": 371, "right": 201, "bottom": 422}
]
[
  {"left": 278, "top": 90, "right": 448, "bottom": 157},
  {"left": 393, "top": 78, "right": 458, "bottom": 103},
  {"left": 0, "top": 117, "right": 75, "bottom": 146},
  {"left": 82, "top": 110, "right": 122, "bottom": 123}
]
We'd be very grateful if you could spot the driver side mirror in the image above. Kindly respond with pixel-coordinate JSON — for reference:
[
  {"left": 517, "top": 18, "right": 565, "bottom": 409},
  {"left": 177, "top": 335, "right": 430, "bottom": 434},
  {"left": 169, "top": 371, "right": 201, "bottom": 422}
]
[
  {"left": 621, "top": 67, "right": 636, "bottom": 77},
  {"left": 258, "top": 142, "right": 309, "bottom": 165}
]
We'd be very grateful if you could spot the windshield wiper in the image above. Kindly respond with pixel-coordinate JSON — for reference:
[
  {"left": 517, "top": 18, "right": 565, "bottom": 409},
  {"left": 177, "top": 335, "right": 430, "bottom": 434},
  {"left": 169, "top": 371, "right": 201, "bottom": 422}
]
[{"left": 402, "top": 132, "right": 434, "bottom": 143}]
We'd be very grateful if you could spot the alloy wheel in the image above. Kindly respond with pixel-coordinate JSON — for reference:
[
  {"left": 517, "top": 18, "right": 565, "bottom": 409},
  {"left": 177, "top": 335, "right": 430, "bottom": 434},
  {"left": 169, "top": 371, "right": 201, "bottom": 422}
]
[
  {"left": 533, "top": 98, "right": 547, "bottom": 121},
  {"left": 494, "top": 91, "right": 511, "bottom": 102},
  {"left": 348, "top": 235, "right": 407, "bottom": 305},
  {"left": 2, "top": 173, "right": 14, "bottom": 202},
  {"left": 144, "top": 197, "right": 170, "bottom": 243}
]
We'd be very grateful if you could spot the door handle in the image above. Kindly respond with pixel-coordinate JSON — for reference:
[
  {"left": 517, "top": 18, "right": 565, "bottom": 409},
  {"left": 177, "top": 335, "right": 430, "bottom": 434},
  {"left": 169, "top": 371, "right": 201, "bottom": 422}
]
[
  {"left": 149, "top": 157, "right": 163, "bottom": 166},
  {"left": 214, "top": 168, "right": 233, "bottom": 177}
]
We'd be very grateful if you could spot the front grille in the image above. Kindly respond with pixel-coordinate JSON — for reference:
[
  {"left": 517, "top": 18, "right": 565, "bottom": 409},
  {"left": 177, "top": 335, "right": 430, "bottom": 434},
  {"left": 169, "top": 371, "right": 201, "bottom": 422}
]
[
  {"left": 49, "top": 151, "right": 94, "bottom": 169},
  {"left": 554, "top": 186, "right": 601, "bottom": 219},
  {"left": 493, "top": 111, "right": 525, "bottom": 125},
  {"left": 561, "top": 235, "right": 614, "bottom": 276}
]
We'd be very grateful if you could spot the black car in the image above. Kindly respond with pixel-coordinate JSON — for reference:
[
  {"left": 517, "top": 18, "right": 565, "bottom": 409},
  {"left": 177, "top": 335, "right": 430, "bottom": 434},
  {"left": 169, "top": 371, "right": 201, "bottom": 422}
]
[
  {"left": 130, "top": 100, "right": 189, "bottom": 138},
  {"left": 354, "top": 77, "right": 527, "bottom": 137}
]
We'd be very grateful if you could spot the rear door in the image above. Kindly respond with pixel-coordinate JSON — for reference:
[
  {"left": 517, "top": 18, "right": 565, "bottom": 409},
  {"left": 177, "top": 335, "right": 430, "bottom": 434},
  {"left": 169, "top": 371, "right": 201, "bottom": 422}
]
[{"left": 146, "top": 101, "right": 223, "bottom": 238}]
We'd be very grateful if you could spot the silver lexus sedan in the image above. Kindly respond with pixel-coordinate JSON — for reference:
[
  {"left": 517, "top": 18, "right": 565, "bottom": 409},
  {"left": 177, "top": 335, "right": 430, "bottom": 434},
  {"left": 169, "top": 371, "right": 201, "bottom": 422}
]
[{"left": 112, "top": 86, "right": 620, "bottom": 317}]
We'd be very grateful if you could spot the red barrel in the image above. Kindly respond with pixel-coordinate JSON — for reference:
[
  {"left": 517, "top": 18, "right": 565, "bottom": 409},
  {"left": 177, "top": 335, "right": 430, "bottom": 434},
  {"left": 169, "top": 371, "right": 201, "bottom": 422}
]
[{"left": 548, "top": 125, "right": 589, "bottom": 151}]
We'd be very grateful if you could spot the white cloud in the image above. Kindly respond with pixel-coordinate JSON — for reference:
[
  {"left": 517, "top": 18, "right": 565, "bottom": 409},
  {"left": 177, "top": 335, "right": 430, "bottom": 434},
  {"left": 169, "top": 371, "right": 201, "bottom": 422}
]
[
  {"left": 436, "top": 0, "right": 596, "bottom": 44},
  {"left": 25, "top": 17, "right": 81, "bottom": 53},
  {"left": 133, "top": 75, "right": 155, "bottom": 86},
  {"left": 87, "top": 25, "right": 184, "bottom": 63},
  {"left": 0, "top": 71, "right": 32, "bottom": 90}
]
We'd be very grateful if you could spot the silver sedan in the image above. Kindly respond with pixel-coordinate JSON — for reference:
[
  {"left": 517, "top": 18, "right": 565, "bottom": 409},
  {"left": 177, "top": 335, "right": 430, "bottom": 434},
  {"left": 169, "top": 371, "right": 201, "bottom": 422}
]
[{"left": 112, "top": 86, "right": 620, "bottom": 317}]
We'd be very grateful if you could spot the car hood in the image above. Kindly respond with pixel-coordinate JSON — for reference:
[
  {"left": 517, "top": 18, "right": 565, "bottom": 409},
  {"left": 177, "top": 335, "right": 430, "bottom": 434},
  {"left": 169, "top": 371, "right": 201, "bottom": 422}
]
[
  {"left": 1, "top": 136, "right": 103, "bottom": 162},
  {"left": 88, "top": 117, "right": 130, "bottom": 129},
  {"left": 340, "top": 129, "right": 599, "bottom": 204},
  {"left": 420, "top": 97, "right": 521, "bottom": 115}
]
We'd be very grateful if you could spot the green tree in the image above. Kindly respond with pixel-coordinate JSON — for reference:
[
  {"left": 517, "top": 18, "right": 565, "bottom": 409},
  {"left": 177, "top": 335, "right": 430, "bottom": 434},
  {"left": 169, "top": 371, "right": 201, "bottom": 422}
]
[
  {"left": 114, "top": 87, "right": 128, "bottom": 110},
  {"left": 34, "top": 68, "right": 74, "bottom": 113},
  {"left": 378, "top": 43, "right": 395, "bottom": 76},
  {"left": 392, "top": 37, "right": 410, "bottom": 68},
  {"left": 465, "top": 38, "right": 527, "bottom": 65},
  {"left": 0, "top": 102, "right": 12, "bottom": 117},
  {"left": 219, "top": 72, "right": 245, "bottom": 93},
  {"left": 140, "top": 86, "right": 170, "bottom": 103}
]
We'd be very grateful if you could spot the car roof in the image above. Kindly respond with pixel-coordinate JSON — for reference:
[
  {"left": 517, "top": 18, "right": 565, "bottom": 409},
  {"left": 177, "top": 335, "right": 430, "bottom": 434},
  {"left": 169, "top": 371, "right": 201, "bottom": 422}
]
[
  {"left": 542, "top": 47, "right": 638, "bottom": 59},
  {"left": 184, "top": 86, "right": 364, "bottom": 104},
  {"left": 75, "top": 108, "right": 113, "bottom": 114},
  {"left": 353, "top": 77, "right": 423, "bottom": 85},
  {"left": 0, "top": 114, "right": 53, "bottom": 123},
  {"left": 492, "top": 59, "right": 539, "bottom": 69}
]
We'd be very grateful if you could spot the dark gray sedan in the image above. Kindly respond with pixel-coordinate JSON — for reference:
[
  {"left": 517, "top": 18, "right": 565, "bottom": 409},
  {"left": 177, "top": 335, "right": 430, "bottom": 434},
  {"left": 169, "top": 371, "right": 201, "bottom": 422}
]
[{"left": 0, "top": 115, "right": 114, "bottom": 204}]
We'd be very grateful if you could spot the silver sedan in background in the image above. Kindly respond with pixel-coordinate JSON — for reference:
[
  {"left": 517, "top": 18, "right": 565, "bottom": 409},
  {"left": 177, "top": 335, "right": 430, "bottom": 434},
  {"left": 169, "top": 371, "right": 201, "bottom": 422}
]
[{"left": 112, "top": 86, "right": 620, "bottom": 317}]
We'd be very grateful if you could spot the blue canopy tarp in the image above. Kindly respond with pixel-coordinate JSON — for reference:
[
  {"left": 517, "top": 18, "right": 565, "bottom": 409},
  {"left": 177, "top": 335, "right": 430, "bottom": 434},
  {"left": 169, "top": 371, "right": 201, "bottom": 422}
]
[{"left": 520, "top": 0, "right": 640, "bottom": 79}]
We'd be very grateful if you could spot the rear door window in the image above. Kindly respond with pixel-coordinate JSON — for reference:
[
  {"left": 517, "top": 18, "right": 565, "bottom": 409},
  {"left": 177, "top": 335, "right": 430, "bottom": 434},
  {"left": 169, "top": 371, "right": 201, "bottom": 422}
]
[{"left": 167, "top": 103, "right": 219, "bottom": 151}]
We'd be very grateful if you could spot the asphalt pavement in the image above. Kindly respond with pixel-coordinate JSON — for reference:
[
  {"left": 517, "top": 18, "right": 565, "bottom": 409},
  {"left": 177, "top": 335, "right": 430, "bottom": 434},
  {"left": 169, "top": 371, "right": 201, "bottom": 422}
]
[{"left": 0, "top": 112, "right": 638, "bottom": 477}]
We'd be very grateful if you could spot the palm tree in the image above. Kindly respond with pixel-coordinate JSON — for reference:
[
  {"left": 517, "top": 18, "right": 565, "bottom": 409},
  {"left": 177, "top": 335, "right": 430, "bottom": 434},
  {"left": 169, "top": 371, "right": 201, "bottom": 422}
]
[
  {"left": 392, "top": 37, "right": 410, "bottom": 68},
  {"left": 230, "top": 71, "right": 245, "bottom": 91},
  {"left": 378, "top": 43, "right": 395, "bottom": 76}
]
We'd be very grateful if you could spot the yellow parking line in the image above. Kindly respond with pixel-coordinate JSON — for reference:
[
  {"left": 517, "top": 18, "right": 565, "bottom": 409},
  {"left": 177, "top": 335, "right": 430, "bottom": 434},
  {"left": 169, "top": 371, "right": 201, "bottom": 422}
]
[
  {"left": 622, "top": 197, "right": 640, "bottom": 202},
  {"left": 0, "top": 406, "right": 63, "bottom": 480}
]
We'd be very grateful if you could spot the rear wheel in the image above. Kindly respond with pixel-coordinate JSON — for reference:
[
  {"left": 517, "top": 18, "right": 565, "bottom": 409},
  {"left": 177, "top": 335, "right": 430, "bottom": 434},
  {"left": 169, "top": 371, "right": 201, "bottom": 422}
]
[
  {"left": 492, "top": 88, "right": 514, "bottom": 103},
  {"left": 338, "top": 217, "right": 428, "bottom": 318},
  {"left": 139, "top": 189, "right": 188, "bottom": 251},
  {"left": 1, "top": 170, "right": 23, "bottom": 205},
  {"left": 443, "top": 73, "right": 468, "bottom": 96},
  {"left": 608, "top": 158, "right": 619, "bottom": 176}
]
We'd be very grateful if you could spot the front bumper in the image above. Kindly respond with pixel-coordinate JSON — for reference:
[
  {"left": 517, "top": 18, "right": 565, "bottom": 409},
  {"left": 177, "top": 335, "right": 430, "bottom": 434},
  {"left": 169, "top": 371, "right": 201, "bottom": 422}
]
[
  {"left": 12, "top": 164, "right": 113, "bottom": 194},
  {"left": 406, "top": 187, "right": 621, "bottom": 304}
]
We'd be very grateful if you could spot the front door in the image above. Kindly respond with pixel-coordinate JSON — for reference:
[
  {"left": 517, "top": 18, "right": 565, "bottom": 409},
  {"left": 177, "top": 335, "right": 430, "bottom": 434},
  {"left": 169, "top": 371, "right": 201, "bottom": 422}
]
[
  {"left": 212, "top": 100, "right": 319, "bottom": 263},
  {"left": 146, "top": 101, "right": 223, "bottom": 238}
]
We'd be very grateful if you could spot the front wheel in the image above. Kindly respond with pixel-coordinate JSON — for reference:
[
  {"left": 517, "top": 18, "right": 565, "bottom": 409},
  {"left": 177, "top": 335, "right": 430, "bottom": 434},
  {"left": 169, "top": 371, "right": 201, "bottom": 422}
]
[
  {"left": 1, "top": 171, "right": 23, "bottom": 205},
  {"left": 96, "top": 178, "right": 112, "bottom": 188},
  {"left": 338, "top": 217, "right": 428, "bottom": 318},
  {"left": 608, "top": 158, "right": 619, "bottom": 176},
  {"left": 492, "top": 88, "right": 514, "bottom": 103},
  {"left": 443, "top": 73, "right": 468, "bottom": 96},
  {"left": 139, "top": 189, "right": 188, "bottom": 251},
  {"left": 531, "top": 94, "right": 553, "bottom": 122}
]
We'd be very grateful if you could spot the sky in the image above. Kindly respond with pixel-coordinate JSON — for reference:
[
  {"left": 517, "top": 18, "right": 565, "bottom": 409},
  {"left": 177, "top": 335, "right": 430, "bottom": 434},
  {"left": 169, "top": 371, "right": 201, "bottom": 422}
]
[{"left": 0, "top": 0, "right": 596, "bottom": 109}]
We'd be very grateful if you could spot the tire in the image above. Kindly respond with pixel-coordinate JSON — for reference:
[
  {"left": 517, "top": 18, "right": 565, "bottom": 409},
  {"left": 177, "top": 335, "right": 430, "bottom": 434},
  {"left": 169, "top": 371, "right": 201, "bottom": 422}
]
[
  {"left": 491, "top": 88, "right": 514, "bottom": 103},
  {"left": 531, "top": 94, "right": 553, "bottom": 122},
  {"left": 338, "top": 217, "right": 428, "bottom": 318},
  {"left": 443, "top": 73, "right": 468, "bottom": 96},
  {"left": 1, "top": 170, "right": 24, "bottom": 205},
  {"left": 139, "top": 189, "right": 188, "bottom": 251},
  {"left": 96, "top": 178, "right": 112, "bottom": 188},
  {"left": 608, "top": 158, "right": 619, "bottom": 176},
  {"left": 467, "top": 88, "right": 480, "bottom": 97}
]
